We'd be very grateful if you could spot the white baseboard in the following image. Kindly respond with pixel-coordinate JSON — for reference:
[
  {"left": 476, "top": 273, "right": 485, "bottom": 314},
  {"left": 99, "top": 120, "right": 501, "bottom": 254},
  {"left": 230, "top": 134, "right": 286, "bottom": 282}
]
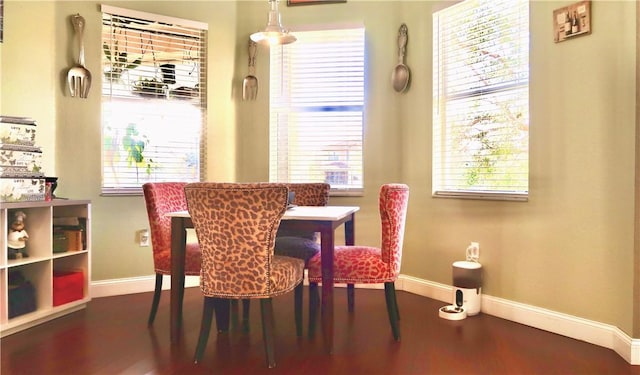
[
  {"left": 397, "top": 275, "right": 640, "bottom": 365},
  {"left": 90, "top": 275, "right": 200, "bottom": 298},
  {"left": 89, "top": 273, "right": 639, "bottom": 365}
]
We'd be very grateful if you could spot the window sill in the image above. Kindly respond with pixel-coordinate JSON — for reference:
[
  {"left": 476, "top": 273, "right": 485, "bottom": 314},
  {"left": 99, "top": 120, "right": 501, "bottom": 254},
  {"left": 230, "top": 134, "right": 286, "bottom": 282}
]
[
  {"left": 100, "top": 188, "right": 143, "bottom": 197},
  {"left": 433, "top": 190, "right": 528, "bottom": 202},
  {"left": 329, "top": 189, "right": 364, "bottom": 197}
]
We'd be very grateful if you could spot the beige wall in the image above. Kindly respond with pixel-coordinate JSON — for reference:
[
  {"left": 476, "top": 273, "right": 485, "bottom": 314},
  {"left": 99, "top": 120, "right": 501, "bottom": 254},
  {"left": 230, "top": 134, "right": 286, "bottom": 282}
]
[{"left": 1, "top": 1, "right": 638, "bottom": 337}]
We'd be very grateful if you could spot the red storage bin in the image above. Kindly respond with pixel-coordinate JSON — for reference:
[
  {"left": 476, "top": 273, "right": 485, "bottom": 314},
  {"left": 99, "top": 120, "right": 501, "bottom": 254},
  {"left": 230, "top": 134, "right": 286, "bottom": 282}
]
[{"left": 53, "top": 271, "right": 84, "bottom": 306}]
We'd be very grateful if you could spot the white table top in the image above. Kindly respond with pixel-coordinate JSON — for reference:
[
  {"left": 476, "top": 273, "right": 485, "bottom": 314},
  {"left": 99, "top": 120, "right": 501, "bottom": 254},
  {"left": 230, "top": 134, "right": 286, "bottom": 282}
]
[
  {"left": 167, "top": 205, "right": 359, "bottom": 221},
  {"left": 282, "top": 205, "right": 359, "bottom": 220}
]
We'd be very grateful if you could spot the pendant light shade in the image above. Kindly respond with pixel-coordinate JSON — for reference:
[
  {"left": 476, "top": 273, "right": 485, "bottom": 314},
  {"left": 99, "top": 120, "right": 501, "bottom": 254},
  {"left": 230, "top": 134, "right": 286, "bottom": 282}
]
[{"left": 250, "top": 0, "right": 296, "bottom": 45}]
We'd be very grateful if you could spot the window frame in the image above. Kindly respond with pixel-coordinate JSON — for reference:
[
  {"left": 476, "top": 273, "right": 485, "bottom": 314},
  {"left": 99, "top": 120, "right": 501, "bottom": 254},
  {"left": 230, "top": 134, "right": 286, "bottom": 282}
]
[
  {"left": 432, "top": 0, "right": 530, "bottom": 202},
  {"left": 268, "top": 25, "right": 366, "bottom": 196},
  {"left": 99, "top": 5, "right": 207, "bottom": 196}
]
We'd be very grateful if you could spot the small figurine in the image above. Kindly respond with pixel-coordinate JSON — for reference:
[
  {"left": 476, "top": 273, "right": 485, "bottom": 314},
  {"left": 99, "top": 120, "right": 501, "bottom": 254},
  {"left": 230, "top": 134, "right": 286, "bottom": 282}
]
[{"left": 8, "top": 211, "right": 29, "bottom": 259}]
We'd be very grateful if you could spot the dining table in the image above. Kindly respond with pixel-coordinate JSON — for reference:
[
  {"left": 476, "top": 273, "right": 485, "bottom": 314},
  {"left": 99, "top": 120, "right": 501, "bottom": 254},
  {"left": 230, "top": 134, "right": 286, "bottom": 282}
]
[{"left": 167, "top": 205, "right": 360, "bottom": 354}]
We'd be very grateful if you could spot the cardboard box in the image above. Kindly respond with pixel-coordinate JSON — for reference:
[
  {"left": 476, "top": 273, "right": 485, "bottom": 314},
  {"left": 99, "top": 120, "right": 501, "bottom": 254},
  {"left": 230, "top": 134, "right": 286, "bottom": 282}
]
[
  {"left": 0, "top": 177, "right": 45, "bottom": 202},
  {"left": 53, "top": 271, "right": 84, "bottom": 306},
  {"left": 0, "top": 117, "right": 37, "bottom": 147},
  {"left": 0, "top": 146, "right": 44, "bottom": 177}
]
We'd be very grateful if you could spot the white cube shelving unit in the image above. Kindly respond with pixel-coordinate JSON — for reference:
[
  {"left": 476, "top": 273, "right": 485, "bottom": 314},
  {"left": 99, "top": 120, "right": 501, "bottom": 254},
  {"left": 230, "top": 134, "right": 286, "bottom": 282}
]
[{"left": 0, "top": 199, "right": 91, "bottom": 337}]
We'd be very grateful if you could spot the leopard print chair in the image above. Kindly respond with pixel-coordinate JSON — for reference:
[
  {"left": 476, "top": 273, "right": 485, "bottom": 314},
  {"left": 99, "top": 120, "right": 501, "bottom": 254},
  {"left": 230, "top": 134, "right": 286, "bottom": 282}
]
[
  {"left": 142, "top": 182, "right": 202, "bottom": 326},
  {"left": 185, "top": 182, "right": 305, "bottom": 368},
  {"left": 274, "top": 183, "right": 330, "bottom": 264},
  {"left": 307, "top": 183, "right": 409, "bottom": 341}
]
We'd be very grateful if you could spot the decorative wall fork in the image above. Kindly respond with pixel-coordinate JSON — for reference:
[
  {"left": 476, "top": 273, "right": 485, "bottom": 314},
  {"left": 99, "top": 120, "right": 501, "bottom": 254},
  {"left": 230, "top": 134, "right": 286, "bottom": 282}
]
[{"left": 67, "top": 14, "right": 92, "bottom": 98}]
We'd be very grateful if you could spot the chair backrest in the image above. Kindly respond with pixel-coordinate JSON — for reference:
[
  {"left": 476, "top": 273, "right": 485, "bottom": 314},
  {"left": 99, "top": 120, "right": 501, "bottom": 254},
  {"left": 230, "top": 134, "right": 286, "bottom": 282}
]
[
  {"left": 142, "top": 182, "right": 189, "bottom": 263},
  {"left": 184, "top": 182, "right": 289, "bottom": 298},
  {"left": 276, "top": 183, "right": 330, "bottom": 240},
  {"left": 379, "top": 183, "right": 410, "bottom": 278},
  {"left": 286, "top": 183, "right": 330, "bottom": 206}
]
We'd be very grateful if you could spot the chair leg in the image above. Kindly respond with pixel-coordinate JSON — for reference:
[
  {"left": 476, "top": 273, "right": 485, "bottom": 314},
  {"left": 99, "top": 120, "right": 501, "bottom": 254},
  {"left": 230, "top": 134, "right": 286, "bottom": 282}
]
[
  {"left": 178, "top": 274, "right": 186, "bottom": 319},
  {"left": 391, "top": 284, "right": 400, "bottom": 321},
  {"left": 194, "top": 297, "right": 216, "bottom": 364},
  {"left": 260, "top": 299, "right": 277, "bottom": 368},
  {"left": 242, "top": 299, "right": 251, "bottom": 332},
  {"left": 347, "top": 283, "right": 355, "bottom": 313},
  {"left": 384, "top": 282, "right": 401, "bottom": 341},
  {"left": 294, "top": 283, "right": 303, "bottom": 337},
  {"left": 308, "top": 282, "right": 320, "bottom": 338},
  {"left": 213, "top": 298, "right": 231, "bottom": 333},
  {"left": 229, "top": 299, "right": 251, "bottom": 332},
  {"left": 147, "top": 273, "right": 163, "bottom": 326},
  {"left": 230, "top": 299, "right": 239, "bottom": 330}
]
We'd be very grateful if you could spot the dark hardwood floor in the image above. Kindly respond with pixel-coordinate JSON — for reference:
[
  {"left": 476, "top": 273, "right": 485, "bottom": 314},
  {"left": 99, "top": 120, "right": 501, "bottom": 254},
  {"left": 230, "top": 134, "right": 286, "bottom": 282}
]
[{"left": 2, "top": 286, "right": 639, "bottom": 375}]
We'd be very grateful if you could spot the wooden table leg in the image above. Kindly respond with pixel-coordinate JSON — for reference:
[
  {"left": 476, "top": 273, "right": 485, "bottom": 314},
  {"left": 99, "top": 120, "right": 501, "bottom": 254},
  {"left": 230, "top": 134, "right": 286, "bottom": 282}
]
[
  {"left": 170, "top": 216, "right": 187, "bottom": 343},
  {"left": 320, "top": 229, "right": 335, "bottom": 354},
  {"left": 345, "top": 214, "right": 355, "bottom": 246}
]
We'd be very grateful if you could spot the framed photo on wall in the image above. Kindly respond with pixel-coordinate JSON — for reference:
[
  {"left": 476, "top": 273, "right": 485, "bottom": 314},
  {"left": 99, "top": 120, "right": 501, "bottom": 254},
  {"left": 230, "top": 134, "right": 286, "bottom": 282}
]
[
  {"left": 553, "top": 0, "right": 591, "bottom": 43},
  {"left": 288, "top": 0, "right": 346, "bottom": 6}
]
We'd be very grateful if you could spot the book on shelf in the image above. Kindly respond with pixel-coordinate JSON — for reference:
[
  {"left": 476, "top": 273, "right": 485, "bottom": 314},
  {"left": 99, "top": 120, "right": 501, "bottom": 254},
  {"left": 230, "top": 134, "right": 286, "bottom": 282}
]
[{"left": 53, "top": 217, "right": 82, "bottom": 227}]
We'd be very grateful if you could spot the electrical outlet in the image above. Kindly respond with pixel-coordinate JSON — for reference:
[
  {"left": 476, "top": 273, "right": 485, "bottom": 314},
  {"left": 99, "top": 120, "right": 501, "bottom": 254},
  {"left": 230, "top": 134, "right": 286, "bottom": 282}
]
[
  {"left": 467, "top": 242, "right": 480, "bottom": 261},
  {"left": 139, "top": 229, "right": 150, "bottom": 247}
]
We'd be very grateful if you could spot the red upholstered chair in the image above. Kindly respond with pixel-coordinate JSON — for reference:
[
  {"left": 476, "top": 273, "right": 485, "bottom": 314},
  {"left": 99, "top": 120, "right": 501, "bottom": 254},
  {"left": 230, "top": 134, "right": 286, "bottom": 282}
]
[
  {"left": 185, "top": 182, "right": 304, "bottom": 368},
  {"left": 142, "top": 182, "right": 202, "bottom": 326},
  {"left": 307, "top": 183, "right": 409, "bottom": 341}
]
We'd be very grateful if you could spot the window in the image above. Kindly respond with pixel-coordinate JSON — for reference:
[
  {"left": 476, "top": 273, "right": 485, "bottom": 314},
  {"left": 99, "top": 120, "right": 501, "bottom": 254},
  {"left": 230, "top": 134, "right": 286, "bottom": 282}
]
[
  {"left": 433, "top": 0, "right": 529, "bottom": 201},
  {"left": 100, "top": 5, "right": 207, "bottom": 195},
  {"left": 269, "top": 26, "right": 365, "bottom": 194}
]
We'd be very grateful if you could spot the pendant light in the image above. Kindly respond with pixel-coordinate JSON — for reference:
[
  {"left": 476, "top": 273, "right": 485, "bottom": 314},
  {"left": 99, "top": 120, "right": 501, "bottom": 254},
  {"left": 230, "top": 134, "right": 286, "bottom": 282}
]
[{"left": 250, "top": 0, "right": 297, "bottom": 45}]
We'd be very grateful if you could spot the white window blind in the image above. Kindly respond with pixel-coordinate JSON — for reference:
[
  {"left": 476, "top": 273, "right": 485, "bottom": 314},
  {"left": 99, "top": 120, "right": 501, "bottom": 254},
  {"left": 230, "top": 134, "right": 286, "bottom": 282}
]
[
  {"left": 269, "top": 27, "right": 365, "bottom": 194},
  {"left": 433, "top": 0, "right": 529, "bottom": 201},
  {"left": 100, "top": 5, "right": 207, "bottom": 195}
]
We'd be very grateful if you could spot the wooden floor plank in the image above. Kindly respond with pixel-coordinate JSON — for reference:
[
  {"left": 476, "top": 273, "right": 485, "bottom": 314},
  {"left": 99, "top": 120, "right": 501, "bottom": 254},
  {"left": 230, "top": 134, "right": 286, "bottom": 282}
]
[{"left": 1, "top": 287, "right": 639, "bottom": 374}]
